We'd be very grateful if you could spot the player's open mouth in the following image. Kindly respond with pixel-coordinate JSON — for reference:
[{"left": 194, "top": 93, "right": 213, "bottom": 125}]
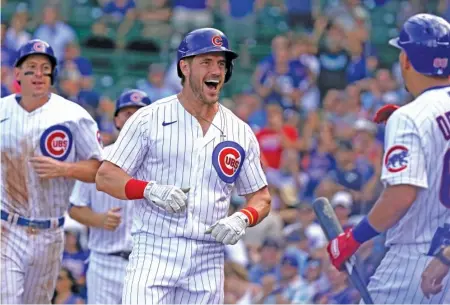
[
  {"left": 32, "top": 81, "right": 45, "bottom": 86},
  {"left": 204, "top": 80, "right": 219, "bottom": 91}
]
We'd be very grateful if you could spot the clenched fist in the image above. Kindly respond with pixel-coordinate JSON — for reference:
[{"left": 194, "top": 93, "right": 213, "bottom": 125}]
[{"left": 102, "top": 207, "right": 122, "bottom": 231}]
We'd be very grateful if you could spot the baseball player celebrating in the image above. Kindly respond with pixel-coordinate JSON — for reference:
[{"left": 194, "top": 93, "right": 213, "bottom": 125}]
[
  {"left": 0, "top": 39, "right": 103, "bottom": 303},
  {"left": 69, "top": 89, "right": 151, "bottom": 304},
  {"left": 325, "top": 14, "right": 450, "bottom": 304},
  {"left": 95, "top": 28, "right": 271, "bottom": 304}
]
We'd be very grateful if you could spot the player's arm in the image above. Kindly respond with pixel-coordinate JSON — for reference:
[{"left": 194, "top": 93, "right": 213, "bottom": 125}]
[
  {"left": 96, "top": 161, "right": 135, "bottom": 200},
  {"left": 327, "top": 110, "right": 427, "bottom": 270},
  {"left": 30, "top": 158, "right": 101, "bottom": 182},
  {"left": 242, "top": 186, "right": 271, "bottom": 225},
  {"left": 69, "top": 205, "right": 122, "bottom": 231},
  {"left": 95, "top": 108, "right": 188, "bottom": 213},
  {"left": 69, "top": 180, "right": 122, "bottom": 230},
  {"left": 207, "top": 126, "right": 271, "bottom": 245}
]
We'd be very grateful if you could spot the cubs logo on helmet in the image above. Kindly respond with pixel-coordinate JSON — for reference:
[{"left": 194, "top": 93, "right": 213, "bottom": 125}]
[
  {"left": 130, "top": 91, "right": 143, "bottom": 103},
  {"left": 212, "top": 141, "right": 246, "bottom": 183},
  {"left": 40, "top": 125, "right": 73, "bottom": 161},
  {"left": 385, "top": 145, "right": 409, "bottom": 173},
  {"left": 212, "top": 35, "right": 223, "bottom": 47},
  {"left": 33, "top": 41, "right": 48, "bottom": 52}
]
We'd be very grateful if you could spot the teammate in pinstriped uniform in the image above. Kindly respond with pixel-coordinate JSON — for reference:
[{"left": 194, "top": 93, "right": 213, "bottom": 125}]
[
  {"left": 325, "top": 14, "right": 450, "bottom": 304},
  {"left": 0, "top": 39, "right": 103, "bottom": 303},
  {"left": 95, "top": 28, "right": 272, "bottom": 304},
  {"left": 68, "top": 90, "right": 151, "bottom": 304}
]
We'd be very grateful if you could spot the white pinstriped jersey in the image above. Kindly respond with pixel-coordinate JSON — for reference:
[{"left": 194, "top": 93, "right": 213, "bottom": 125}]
[
  {"left": 0, "top": 93, "right": 104, "bottom": 218},
  {"left": 381, "top": 85, "right": 450, "bottom": 252},
  {"left": 69, "top": 145, "right": 133, "bottom": 253},
  {"left": 105, "top": 95, "right": 268, "bottom": 240}
]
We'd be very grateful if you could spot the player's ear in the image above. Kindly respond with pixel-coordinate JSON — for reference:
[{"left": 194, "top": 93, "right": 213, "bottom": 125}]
[
  {"left": 179, "top": 59, "right": 191, "bottom": 79},
  {"left": 399, "top": 51, "right": 411, "bottom": 71},
  {"left": 14, "top": 67, "right": 21, "bottom": 83}
]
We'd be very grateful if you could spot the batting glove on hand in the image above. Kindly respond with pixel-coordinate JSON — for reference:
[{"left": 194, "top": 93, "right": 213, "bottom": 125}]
[
  {"left": 144, "top": 182, "right": 188, "bottom": 213},
  {"left": 206, "top": 212, "right": 249, "bottom": 245},
  {"left": 373, "top": 104, "right": 400, "bottom": 124},
  {"left": 327, "top": 228, "right": 361, "bottom": 271}
]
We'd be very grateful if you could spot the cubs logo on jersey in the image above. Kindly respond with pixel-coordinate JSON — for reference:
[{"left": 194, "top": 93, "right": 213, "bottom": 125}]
[
  {"left": 385, "top": 145, "right": 409, "bottom": 173},
  {"left": 212, "top": 141, "right": 245, "bottom": 183},
  {"left": 40, "top": 125, "right": 73, "bottom": 161}
]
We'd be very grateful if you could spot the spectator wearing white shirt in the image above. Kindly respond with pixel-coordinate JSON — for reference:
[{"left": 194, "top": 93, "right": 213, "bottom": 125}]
[
  {"left": 34, "top": 5, "right": 76, "bottom": 60},
  {"left": 6, "top": 10, "right": 31, "bottom": 50}
]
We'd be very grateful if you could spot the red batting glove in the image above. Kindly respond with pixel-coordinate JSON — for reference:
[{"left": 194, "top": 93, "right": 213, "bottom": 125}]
[
  {"left": 373, "top": 104, "right": 399, "bottom": 124},
  {"left": 327, "top": 229, "right": 361, "bottom": 270}
]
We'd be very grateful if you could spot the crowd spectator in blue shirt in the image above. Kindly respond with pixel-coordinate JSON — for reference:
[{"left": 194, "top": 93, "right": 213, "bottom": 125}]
[
  {"left": 248, "top": 238, "right": 282, "bottom": 284},
  {"left": 1, "top": 57, "right": 12, "bottom": 97},
  {"left": 221, "top": 0, "right": 262, "bottom": 47},
  {"left": 60, "top": 42, "right": 94, "bottom": 90},
  {"left": 99, "top": 0, "right": 137, "bottom": 48},
  {"left": 171, "top": 0, "right": 213, "bottom": 36},
  {"left": 58, "top": 69, "right": 101, "bottom": 120},
  {"left": 316, "top": 139, "right": 365, "bottom": 201},
  {"left": 254, "top": 35, "right": 309, "bottom": 111},
  {"left": 284, "top": 0, "right": 315, "bottom": 32},
  {"left": 5, "top": 10, "right": 31, "bottom": 51},
  {"left": 137, "top": 63, "right": 176, "bottom": 102},
  {"left": 1, "top": 22, "right": 18, "bottom": 68},
  {"left": 33, "top": 5, "right": 76, "bottom": 60},
  {"left": 52, "top": 267, "right": 85, "bottom": 304},
  {"left": 61, "top": 231, "right": 89, "bottom": 300},
  {"left": 299, "top": 121, "right": 337, "bottom": 201},
  {"left": 324, "top": 264, "right": 360, "bottom": 304}
]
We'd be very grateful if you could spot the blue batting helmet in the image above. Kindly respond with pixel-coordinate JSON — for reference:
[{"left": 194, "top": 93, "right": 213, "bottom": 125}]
[
  {"left": 14, "top": 39, "right": 58, "bottom": 84},
  {"left": 389, "top": 13, "right": 450, "bottom": 76},
  {"left": 177, "top": 28, "right": 238, "bottom": 83},
  {"left": 114, "top": 89, "right": 152, "bottom": 116}
]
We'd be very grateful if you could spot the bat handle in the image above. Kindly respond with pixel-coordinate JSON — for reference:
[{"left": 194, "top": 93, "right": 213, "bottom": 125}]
[{"left": 344, "top": 261, "right": 374, "bottom": 304}]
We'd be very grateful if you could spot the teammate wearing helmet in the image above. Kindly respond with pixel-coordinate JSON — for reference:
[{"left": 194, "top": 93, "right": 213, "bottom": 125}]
[
  {"left": 95, "top": 28, "right": 271, "bottom": 304},
  {"left": 69, "top": 90, "right": 151, "bottom": 304},
  {"left": 326, "top": 14, "right": 450, "bottom": 303},
  {"left": 0, "top": 39, "right": 103, "bottom": 303}
]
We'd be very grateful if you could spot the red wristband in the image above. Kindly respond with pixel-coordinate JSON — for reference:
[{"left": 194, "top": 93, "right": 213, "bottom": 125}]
[
  {"left": 124, "top": 179, "right": 148, "bottom": 199},
  {"left": 240, "top": 207, "right": 259, "bottom": 226}
]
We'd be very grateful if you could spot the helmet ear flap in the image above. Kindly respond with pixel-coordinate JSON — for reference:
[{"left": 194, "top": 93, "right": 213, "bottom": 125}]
[
  {"left": 224, "top": 60, "right": 233, "bottom": 83},
  {"left": 51, "top": 66, "right": 58, "bottom": 85}
]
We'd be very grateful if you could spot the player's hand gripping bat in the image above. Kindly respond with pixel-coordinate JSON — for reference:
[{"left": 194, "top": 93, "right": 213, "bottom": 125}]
[{"left": 313, "top": 197, "right": 374, "bottom": 304}]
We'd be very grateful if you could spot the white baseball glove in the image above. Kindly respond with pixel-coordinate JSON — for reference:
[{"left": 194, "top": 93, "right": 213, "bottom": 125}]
[
  {"left": 144, "top": 182, "right": 189, "bottom": 213},
  {"left": 206, "top": 212, "right": 249, "bottom": 245}
]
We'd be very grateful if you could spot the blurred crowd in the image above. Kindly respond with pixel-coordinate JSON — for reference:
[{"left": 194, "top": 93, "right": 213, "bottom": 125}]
[{"left": 1, "top": 0, "right": 450, "bottom": 304}]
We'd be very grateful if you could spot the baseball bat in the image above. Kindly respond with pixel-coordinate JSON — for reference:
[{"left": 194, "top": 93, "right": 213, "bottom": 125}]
[{"left": 313, "top": 197, "right": 374, "bottom": 304}]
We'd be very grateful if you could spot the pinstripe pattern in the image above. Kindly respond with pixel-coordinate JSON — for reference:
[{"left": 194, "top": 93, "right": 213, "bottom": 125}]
[
  {"left": 70, "top": 145, "right": 133, "bottom": 304},
  {"left": 106, "top": 95, "right": 267, "bottom": 304},
  {"left": 1, "top": 221, "right": 64, "bottom": 303},
  {"left": 69, "top": 145, "right": 133, "bottom": 254},
  {"left": 367, "top": 86, "right": 450, "bottom": 303},
  {"left": 0, "top": 93, "right": 103, "bottom": 303},
  {"left": 87, "top": 252, "right": 129, "bottom": 304}
]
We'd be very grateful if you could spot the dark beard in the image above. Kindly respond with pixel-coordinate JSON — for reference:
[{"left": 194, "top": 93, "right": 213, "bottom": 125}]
[{"left": 188, "top": 74, "right": 219, "bottom": 105}]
